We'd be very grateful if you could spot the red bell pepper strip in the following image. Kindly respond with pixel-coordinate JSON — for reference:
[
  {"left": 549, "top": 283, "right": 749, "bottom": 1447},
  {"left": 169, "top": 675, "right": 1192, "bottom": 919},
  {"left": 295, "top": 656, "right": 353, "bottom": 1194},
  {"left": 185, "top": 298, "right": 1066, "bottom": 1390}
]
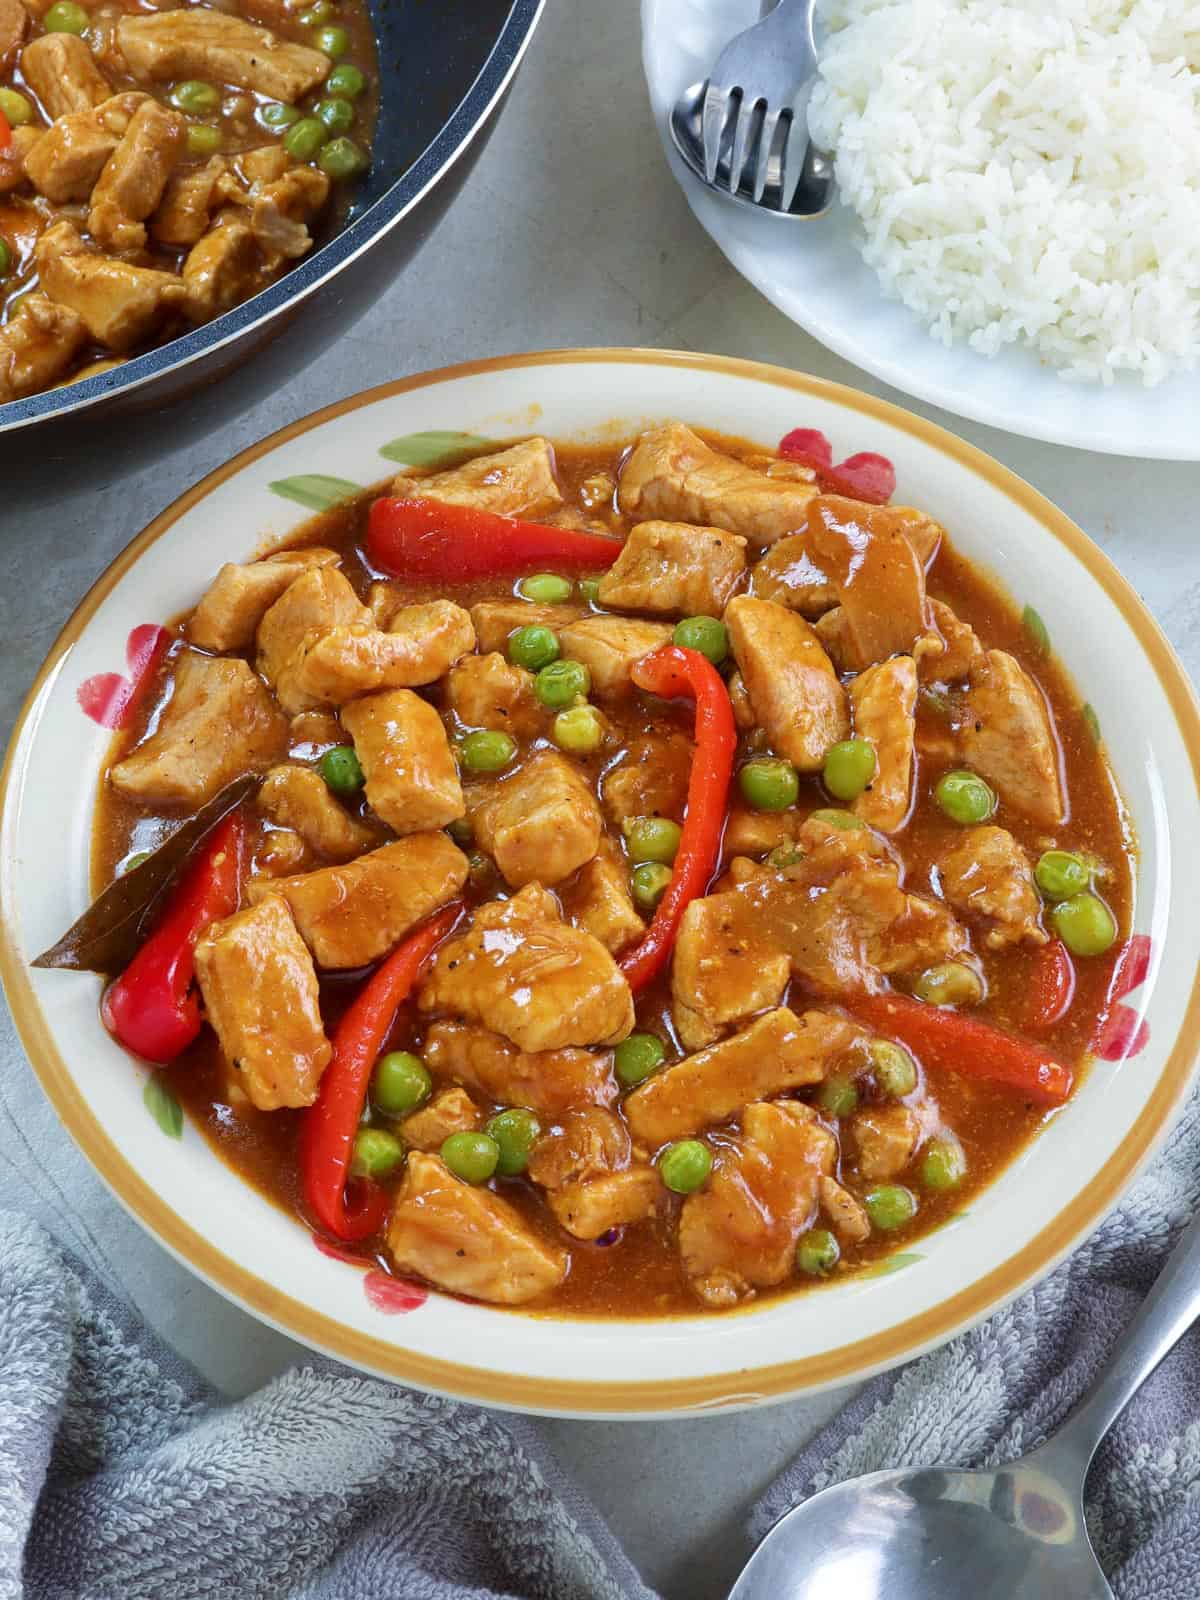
[
  {"left": 101, "top": 810, "right": 245, "bottom": 1064},
  {"left": 619, "top": 646, "right": 737, "bottom": 994},
  {"left": 1026, "top": 939, "right": 1076, "bottom": 1033},
  {"left": 301, "top": 902, "right": 463, "bottom": 1242},
  {"left": 0, "top": 109, "right": 11, "bottom": 153},
  {"left": 367, "top": 497, "right": 623, "bottom": 582},
  {"left": 849, "top": 992, "right": 1073, "bottom": 1107}
]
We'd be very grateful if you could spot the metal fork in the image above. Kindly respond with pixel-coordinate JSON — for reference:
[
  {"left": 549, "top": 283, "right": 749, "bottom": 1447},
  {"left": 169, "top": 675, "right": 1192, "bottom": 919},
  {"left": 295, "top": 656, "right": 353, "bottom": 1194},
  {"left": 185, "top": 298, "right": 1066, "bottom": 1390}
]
[{"left": 701, "top": 0, "right": 819, "bottom": 204}]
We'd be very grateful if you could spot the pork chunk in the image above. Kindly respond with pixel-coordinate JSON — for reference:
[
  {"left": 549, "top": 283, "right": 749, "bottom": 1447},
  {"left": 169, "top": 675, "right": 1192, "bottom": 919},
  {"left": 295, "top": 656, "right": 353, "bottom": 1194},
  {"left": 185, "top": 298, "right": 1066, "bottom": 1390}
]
[
  {"left": 182, "top": 220, "right": 262, "bottom": 322},
  {"left": 391, "top": 437, "right": 564, "bottom": 519},
  {"left": 257, "top": 764, "right": 375, "bottom": 862},
  {"left": 625, "top": 1008, "right": 856, "bottom": 1145},
  {"left": 340, "top": 688, "right": 464, "bottom": 834},
  {"left": 271, "top": 599, "right": 475, "bottom": 713},
  {"left": 547, "top": 1169, "right": 661, "bottom": 1241},
  {"left": 0, "top": 0, "right": 25, "bottom": 72},
  {"left": 22, "top": 94, "right": 140, "bottom": 203},
  {"left": 88, "top": 97, "right": 186, "bottom": 253},
  {"left": 249, "top": 163, "right": 329, "bottom": 259},
  {"left": 926, "top": 599, "right": 983, "bottom": 682},
  {"left": 247, "top": 833, "right": 466, "bottom": 969},
  {"left": 187, "top": 547, "right": 340, "bottom": 652},
  {"left": 680, "top": 1102, "right": 835, "bottom": 1307},
  {"left": 527, "top": 1107, "right": 630, "bottom": 1188},
  {"left": 20, "top": 32, "right": 111, "bottom": 118},
  {"left": 937, "top": 826, "right": 1047, "bottom": 950},
  {"left": 597, "top": 520, "right": 747, "bottom": 617},
  {"left": 819, "top": 1174, "right": 871, "bottom": 1246},
  {"left": 151, "top": 156, "right": 227, "bottom": 246},
  {"left": 423, "top": 1021, "right": 617, "bottom": 1115},
  {"left": 36, "top": 222, "right": 187, "bottom": 350},
  {"left": 559, "top": 849, "right": 644, "bottom": 954},
  {"left": 619, "top": 422, "right": 817, "bottom": 549},
  {"left": 399, "top": 1087, "right": 482, "bottom": 1152},
  {"left": 600, "top": 729, "right": 692, "bottom": 825},
  {"left": 386, "top": 1153, "right": 566, "bottom": 1305},
  {"left": 806, "top": 496, "right": 942, "bottom": 671},
  {"left": 749, "top": 533, "right": 838, "bottom": 617},
  {"left": 558, "top": 615, "right": 672, "bottom": 696},
  {"left": 118, "top": 10, "right": 330, "bottom": 102},
  {"left": 671, "top": 895, "right": 791, "bottom": 1050},
  {"left": 725, "top": 595, "right": 848, "bottom": 770},
  {"left": 0, "top": 293, "right": 88, "bottom": 403},
  {"left": 468, "top": 598, "right": 584, "bottom": 655},
  {"left": 444, "top": 652, "right": 543, "bottom": 738},
  {"left": 194, "top": 895, "right": 330, "bottom": 1110},
  {"left": 471, "top": 751, "right": 602, "bottom": 887},
  {"left": 418, "top": 884, "right": 634, "bottom": 1053},
  {"left": 255, "top": 565, "right": 369, "bottom": 702},
  {"left": 849, "top": 656, "right": 917, "bottom": 833},
  {"left": 110, "top": 652, "right": 285, "bottom": 808},
  {"left": 961, "top": 650, "right": 1066, "bottom": 828},
  {"left": 852, "top": 1104, "right": 922, "bottom": 1181}
]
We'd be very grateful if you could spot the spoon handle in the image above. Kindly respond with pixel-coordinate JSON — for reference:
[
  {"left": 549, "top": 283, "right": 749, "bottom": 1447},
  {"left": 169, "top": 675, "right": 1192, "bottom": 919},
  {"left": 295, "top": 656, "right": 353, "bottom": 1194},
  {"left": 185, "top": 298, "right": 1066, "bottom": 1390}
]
[{"left": 1045, "top": 1201, "right": 1200, "bottom": 1470}]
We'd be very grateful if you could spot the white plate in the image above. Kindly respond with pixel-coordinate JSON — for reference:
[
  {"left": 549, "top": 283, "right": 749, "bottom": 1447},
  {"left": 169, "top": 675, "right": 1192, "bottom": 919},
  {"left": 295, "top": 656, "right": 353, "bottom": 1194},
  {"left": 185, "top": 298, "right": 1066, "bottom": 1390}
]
[
  {"left": 642, "top": 0, "right": 1200, "bottom": 458},
  {"left": 3, "top": 349, "right": 1199, "bottom": 1417}
]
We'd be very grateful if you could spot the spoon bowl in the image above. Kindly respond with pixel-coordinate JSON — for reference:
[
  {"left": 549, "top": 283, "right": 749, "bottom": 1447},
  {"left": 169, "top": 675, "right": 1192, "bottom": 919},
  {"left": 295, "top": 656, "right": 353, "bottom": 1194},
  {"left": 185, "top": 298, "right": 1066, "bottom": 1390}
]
[{"left": 730, "top": 1460, "right": 1112, "bottom": 1599}]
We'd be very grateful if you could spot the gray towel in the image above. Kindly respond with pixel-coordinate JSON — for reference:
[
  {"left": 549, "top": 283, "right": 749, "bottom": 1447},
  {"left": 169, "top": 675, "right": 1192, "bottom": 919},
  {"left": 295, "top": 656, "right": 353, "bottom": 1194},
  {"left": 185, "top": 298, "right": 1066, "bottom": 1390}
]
[{"left": 2, "top": 1092, "right": 1197, "bottom": 1598}]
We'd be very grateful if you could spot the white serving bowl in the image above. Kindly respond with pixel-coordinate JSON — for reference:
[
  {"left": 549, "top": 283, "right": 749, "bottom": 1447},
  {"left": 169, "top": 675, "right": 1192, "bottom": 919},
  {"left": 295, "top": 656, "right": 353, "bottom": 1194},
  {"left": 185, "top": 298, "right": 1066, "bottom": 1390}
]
[{"left": 2, "top": 349, "right": 1198, "bottom": 1418}]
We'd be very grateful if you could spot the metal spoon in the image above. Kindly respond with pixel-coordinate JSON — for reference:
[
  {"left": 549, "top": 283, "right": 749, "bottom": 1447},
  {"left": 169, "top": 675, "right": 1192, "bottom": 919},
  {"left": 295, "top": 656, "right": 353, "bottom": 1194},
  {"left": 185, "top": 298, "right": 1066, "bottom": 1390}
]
[
  {"left": 731, "top": 1203, "right": 1200, "bottom": 1598},
  {"left": 667, "top": 0, "right": 834, "bottom": 218}
]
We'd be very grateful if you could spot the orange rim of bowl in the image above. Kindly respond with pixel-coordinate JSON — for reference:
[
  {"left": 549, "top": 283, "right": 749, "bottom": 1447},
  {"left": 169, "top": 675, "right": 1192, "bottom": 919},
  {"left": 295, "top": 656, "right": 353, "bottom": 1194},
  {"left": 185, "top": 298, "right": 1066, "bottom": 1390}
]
[{"left": 3, "top": 348, "right": 1199, "bottom": 1415}]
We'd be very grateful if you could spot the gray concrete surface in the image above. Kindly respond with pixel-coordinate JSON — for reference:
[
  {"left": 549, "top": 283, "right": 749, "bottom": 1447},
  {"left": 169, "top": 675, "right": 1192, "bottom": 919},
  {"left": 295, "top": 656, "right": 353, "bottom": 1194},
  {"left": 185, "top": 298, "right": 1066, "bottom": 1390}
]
[{"left": 2, "top": 2, "right": 1198, "bottom": 1594}]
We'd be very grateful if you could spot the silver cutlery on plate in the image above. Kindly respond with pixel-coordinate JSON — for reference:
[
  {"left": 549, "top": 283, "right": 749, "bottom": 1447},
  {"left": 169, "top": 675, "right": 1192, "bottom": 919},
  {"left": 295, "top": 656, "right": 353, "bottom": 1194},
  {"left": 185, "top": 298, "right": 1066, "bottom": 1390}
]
[{"left": 668, "top": 0, "right": 832, "bottom": 217}]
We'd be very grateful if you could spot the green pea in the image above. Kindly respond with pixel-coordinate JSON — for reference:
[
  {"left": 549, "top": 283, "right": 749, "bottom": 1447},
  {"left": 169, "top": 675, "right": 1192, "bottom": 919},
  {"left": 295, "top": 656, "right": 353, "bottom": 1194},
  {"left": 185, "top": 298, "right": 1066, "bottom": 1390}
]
[
  {"left": 508, "top": 624, "right": 559, "bottom": 671},
  {"left": 518, "top": 572, "right": 573, "bottom": 604},
  {"left": 0, "top": 88, "right": 34, "bottom": 125},
  {"left": 796, "top": 1227, "right": 840, "bottom": 1276},
  {"left": 468, "top": 851, "right": 497, "bottom": 889},
  {"left": 817, "top": 1073, "right": 858, "bottom": 1118},
  {"left": 1052, "top": 892, "right": 1117, "bottom": 957},
  {"left": 738, "top": 757, "right": 800, "bottom": 813},
  {"left": 186, "top": 123, "right": 221, "bottom": 157},
  {"left": 1035, "top": 849, "right": 1091, "bottom": 902},
  {"left": 673, "top": 615, "right": 729, "bottom": 666},
  {"left": 351, "top": 1127, "right": 405, "bottom": 1179},
  {"left": 623, "top": 815, "right": 682, "bottom": 865},
  {"left": 823, "top": 738, "right": 877, "bottom": 802},
  {"left": 535, "top": 658, "right": 590, "bottom": 709},
  {"left": 865, "top": 1184, "right": 917, "bottom": 1231},
  {"left": 284, "top": 116, "right": 328, "bottom": 161},
  {"left": 319, "top": 744, "right": 363, "bottom": 794},
  {"left": 810, "top": 808, "right": 866, "bottom": 831},
  {"left": 579, "top": 577, "right": 602, "bottom": 605},
  {"left": 313, "top": 23, "right": 349, "bottom": 55},
  {"left": 486, "top": 1108, "right": 541, "bottom": 1176},
  {"left": 120, "top": 850, "right": 150, "bottom": 876},
  {"left": 326, "top": 62, "right": 367, "bottom": 98},
  {"left": 299, "top": 0, "right": 335, "bottom": 21},
  {"left": 935, "top": 769, "right": 996, "bottom": 825},
  {"left": 552, "top": 704, "right": 605, "bottom": 754},
  {"left": 441, "top": 1130, "right": 500, "bottom": 1184},
  {"left": 170, "top": 79, "right": 220, "bottom": 114},
  {"left": 767, "top": 844, "right": 804, "bottom": 869},
  {"left": 871, "top": 1039, "right": 917, "bottom": 1098},
  {"left": 44, "top": 0, "right": 88, "bottom": 32},
  {"left": 912, "top": 961, "right": 983, "bottom": 1007},
  {"left": 658, "top": 1139, "right": 712, "bottom": 1194},
  {"left": 314, "top": 95, "right": 355, "bottom": 134},
  {"left": 920, "top": 1136, "right": 967, "bottom": 1192},
  {"left": 371, "top": 1051, "right": 431, "bottom": 1116},
  {"left": 459, "top": 730, "right": 516, "bottom": 773},
  {"left": 0, "top": 239, "right": 11, "bottom": 278},
  {"left": 261, "top": 101, "right": 301, "bottom": 129},
  {"left": 631, "top": 861, "right": 672, "bottom": 911},
  {"left": 446, "top": 815, "right": 473, "bottom": 847},
  {"left": 614, "top": 1032, "right": 665, "bottom": 1087},
  {"left": 317, "top": 136, "right": 367, "bottom": 180}
]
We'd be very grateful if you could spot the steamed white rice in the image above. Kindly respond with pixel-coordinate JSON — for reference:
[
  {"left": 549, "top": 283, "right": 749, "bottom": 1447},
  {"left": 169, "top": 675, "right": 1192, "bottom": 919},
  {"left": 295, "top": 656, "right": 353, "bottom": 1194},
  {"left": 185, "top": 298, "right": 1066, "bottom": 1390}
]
[{"left": 807, "top": 0, "right": 1200, "bottom": 384}]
